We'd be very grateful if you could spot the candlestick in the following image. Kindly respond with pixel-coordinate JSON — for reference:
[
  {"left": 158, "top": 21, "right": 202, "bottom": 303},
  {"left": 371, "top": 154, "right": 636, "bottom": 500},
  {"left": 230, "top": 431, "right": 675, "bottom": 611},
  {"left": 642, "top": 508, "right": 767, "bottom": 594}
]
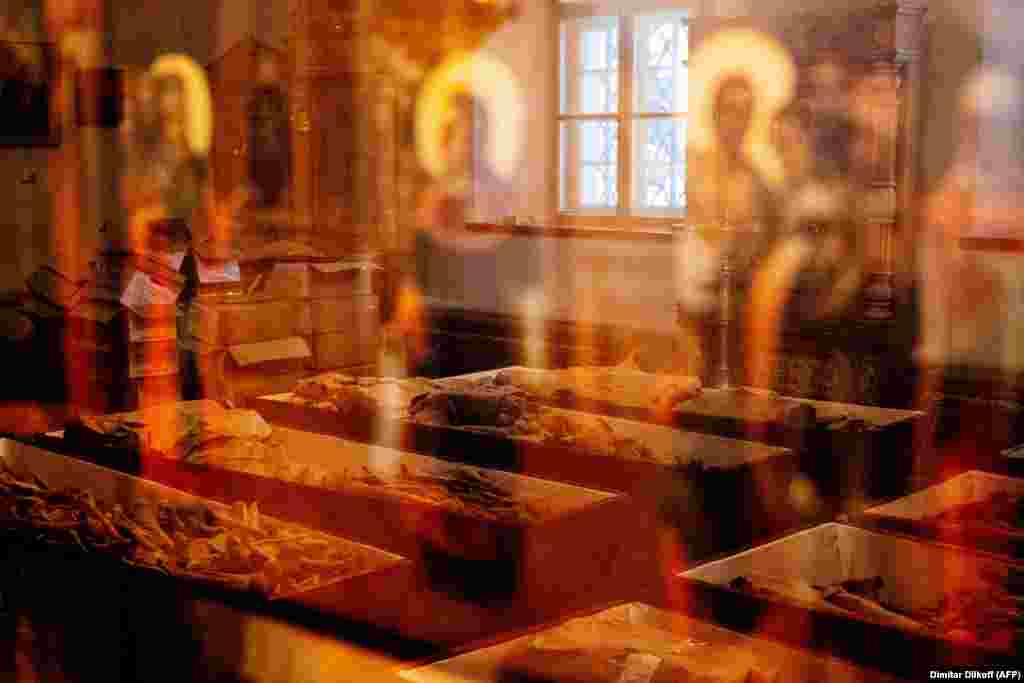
[{"left": 717, "top": 224, "right": 735, "bottom": 389}]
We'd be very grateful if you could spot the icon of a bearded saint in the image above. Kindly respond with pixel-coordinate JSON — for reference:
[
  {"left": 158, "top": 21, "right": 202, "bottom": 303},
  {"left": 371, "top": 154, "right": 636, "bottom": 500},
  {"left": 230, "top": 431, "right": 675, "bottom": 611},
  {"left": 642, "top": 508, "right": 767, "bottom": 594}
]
[
  {"left": 918, "top": 67, "right": 1022, "bottom": 372},
  {"left": 122, "top": 71, "right": 207, "bottom": 255},
  {"left": 248, "top": 50, "right": 291, "bottom": 209},
  {"left": 763, "top": 63, "right": 868, "bottom": 327},
  {"left": 0, "top": 1, "right": 43, "bottom": 74},
  {"left": 744, "top": 57, "right": 868, "bottom": 390},
  {"left": 912, "top": 66, "right": 1023, "bottom": 487},
  {"left": 0, "top": 3, "right": 48, "bottom": 138}
]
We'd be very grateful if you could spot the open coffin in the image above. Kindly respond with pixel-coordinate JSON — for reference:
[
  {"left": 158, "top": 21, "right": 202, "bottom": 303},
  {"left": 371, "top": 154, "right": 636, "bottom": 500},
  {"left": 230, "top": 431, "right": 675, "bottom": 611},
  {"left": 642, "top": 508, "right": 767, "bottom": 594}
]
[
  {"left": 859, "top": 470, "right": 1024, "bottom": 561},
  {"left": 675, "top": 523, "right": 1021, "bottom": 677},
  {"left": 50, "top": 406, "right": 663, "bottom": 645},
  {"left": 400, "top": 602, "right": 908, "bottom": 683},
  {"left": 250, "top": 383, "right": 798, "bottom": 556},
  {"left": 443, "top": 367, "right": 924, "bottom": 505},
  {"left": 0, "top": 438, "right": 414, "bottom": 644}
]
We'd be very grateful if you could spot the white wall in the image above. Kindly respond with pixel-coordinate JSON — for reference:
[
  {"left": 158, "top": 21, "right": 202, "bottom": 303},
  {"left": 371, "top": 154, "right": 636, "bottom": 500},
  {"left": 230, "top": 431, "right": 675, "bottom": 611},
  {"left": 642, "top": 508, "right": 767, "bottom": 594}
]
[
  {"left": 920, "top": 0, "right": 984, "bottom": 192},
  {"left": 474, "top": 0, "right": 558, "bottom": 223}
]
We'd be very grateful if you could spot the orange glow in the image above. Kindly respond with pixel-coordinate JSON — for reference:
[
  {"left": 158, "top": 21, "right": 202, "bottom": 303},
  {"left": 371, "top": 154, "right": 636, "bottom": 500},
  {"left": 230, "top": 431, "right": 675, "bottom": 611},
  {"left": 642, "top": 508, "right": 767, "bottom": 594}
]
[{"left": 519, "top": 287, "right": 547, "bottom": 368}]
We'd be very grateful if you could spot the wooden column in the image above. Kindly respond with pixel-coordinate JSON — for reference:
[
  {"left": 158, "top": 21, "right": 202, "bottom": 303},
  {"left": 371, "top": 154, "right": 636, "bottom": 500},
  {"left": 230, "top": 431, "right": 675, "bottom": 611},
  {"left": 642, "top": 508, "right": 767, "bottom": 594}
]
[
  {"left": 47, "top": 0, "right": 111, "bottom": 411},
  {"left": 861, "top": 0, "right": 928, "bottom": 319},
  {"left": 289, "top": 0, "right": 314, "bottom": 238},
  {"left": 860, "top": 58, "right": 902, "bottom": 320},
  {"left": 894, "top": 0, "right": 928, "bottom": 309},
  {"left": 285, "top": 0, "right": 367, "bottom": 252}
]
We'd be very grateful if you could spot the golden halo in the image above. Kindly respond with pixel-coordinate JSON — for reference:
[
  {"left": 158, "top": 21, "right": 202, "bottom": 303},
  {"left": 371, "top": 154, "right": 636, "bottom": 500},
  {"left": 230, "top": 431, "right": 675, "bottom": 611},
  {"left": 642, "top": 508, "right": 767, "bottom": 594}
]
[
  {"left": 150, "top": 54, "right": 213, "bottom": 158},
  {"left": 415, "top": 50, "right": 525, "bottom": 181},
  {"left": 688, "top": 27, "right": 796, "bottom": 188}
]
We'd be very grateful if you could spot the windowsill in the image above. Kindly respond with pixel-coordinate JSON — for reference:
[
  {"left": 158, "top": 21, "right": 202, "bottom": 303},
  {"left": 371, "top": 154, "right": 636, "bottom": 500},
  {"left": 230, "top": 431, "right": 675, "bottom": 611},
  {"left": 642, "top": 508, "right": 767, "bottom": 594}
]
[
  {"left": 463, "top": 210, "right": 685, "bottom": 240},
  {"left": 959, "top": 236, "right": 1024, "bottom": 253},
  {"left": 466, "top": 221, "right": 675, "bottom": 241}
]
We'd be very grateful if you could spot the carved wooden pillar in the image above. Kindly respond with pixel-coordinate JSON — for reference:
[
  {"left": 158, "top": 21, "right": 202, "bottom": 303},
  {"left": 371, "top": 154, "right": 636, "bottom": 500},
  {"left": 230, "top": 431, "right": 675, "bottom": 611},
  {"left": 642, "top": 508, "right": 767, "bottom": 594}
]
[
  {"left": 289, "top": 0, "right": 315, "bottom": 236},
  {"left": 860, "top": 59, "right": 902, "bottom": 320},
  {"left": 858, "top": 0, "right": 927, "bottom": 319},
  {"left": 285, "top": 0, "right": 367, "bottom": 251},
  {"left": 47, "top": 0, "right": 111, "bottom": 410},
  {"left": 693, "top": 2, "right": 929, "bottom": 324},
  {"left": 373, "top": 82, "right": 400, "bottom": 251},
  {"left": 892, "top": 0, "right": 929, "bottom": 310},
  {"left": 351, "top": 1, "right": 375, "bottom": 239}
]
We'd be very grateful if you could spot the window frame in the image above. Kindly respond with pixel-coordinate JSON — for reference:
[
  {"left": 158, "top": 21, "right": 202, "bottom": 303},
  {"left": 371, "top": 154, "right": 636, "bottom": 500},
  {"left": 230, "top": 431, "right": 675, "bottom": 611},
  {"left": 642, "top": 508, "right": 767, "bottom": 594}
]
[
  {"left": 559, "top": 14, "right": 622, "bottom": 213},
  {"left": 555, "top": 2, "right": 691, "bottom": 227}
]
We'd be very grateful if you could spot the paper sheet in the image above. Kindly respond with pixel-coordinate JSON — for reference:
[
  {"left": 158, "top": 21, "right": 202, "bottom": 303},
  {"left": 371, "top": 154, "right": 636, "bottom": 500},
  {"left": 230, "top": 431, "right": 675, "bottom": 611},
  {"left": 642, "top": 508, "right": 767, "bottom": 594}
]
[{"left": 120, "top": 271, "right": 179, "bottom": 317}]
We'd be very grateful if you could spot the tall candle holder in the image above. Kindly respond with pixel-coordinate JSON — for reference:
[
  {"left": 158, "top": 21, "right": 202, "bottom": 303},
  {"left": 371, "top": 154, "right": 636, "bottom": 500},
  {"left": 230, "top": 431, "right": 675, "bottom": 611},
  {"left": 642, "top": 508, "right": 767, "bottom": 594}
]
[
  {"left": 717, "top": 224, "right": 736, "bottom": 389},
  {"left": 675, "top": 222, "right": 738, "bottom": 389}
]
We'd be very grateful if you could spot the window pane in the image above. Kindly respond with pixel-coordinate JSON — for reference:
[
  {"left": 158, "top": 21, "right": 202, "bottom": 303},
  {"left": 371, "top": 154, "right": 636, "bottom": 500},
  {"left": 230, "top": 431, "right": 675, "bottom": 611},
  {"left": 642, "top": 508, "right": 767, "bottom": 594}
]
[
  {"left": 676, "top": 63, "right": 688, "bottom": 114},
  {"left": 643, "top": 67, "right": 673, "bottom": 113},
  {"left": 649, "top": 23, "right": 675, "bottom": 68},
  {"left": 634, "top": 11, "right": 688, "bottom": 114},
  {"left": 582, "top": 29, "right": 609, "bottom": 70},
  {"left": 560, "top": 16, "right": 619, "bottom": 114},
  {"left": 560, "top": 119, "right": 619, "bottom": 211},
  {"left": 674, "top": 157, "right": 687, "bottom": 207},
  {"left": 559, "top": 23, "right": 568, "bottom": 114},
  {"left": 581, "top": 119, "right": 617, "bottom": 163},
  {"left": 607, "top": 25, "right": 620, "bottom": 69},
  {"left": 632, "top": 117, "right": 686, "bottom": 212},
  {"left": 559, "top": 121, "right": 567, "bottom": 209},
  {"left": 641, "top": 118, "right": 678, "bottom": 163},
  {"left": 581, "top": 73, "right": 618, "bottom": 114},
  {"left": 582, "top": 165, "right": 617, "bottom": 207},
  {"left": 642, "top": 166, "right": 671, "bottom": 208}
]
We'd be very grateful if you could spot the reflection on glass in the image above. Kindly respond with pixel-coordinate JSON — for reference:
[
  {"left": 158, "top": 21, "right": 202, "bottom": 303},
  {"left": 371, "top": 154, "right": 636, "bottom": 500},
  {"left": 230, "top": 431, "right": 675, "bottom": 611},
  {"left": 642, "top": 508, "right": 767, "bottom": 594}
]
[
  {"left": 633, "top": 118, "right": 687, "bottom": 211},
  {"left": 634, "top": 12, "right": 688, "bottom": 114},
  {"left": 560, "top": 16, "right": 619, "bottom": 115},
  {"left": 633, "top": 11, "right": 688, "bottom": 213},
  {"left": 560, "top": 120, "right": 619, "bottom": 210}
]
